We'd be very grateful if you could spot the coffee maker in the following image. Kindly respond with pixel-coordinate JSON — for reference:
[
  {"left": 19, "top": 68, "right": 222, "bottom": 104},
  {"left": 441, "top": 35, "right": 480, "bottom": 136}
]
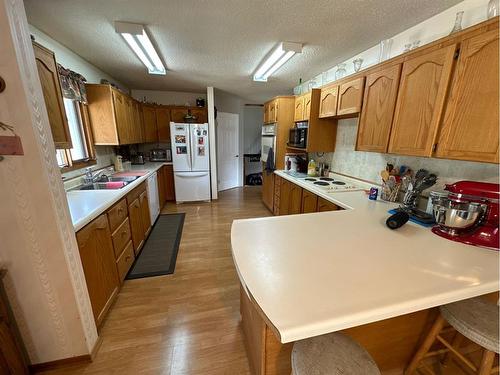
[{"left": 430, "top": 181, "right": 499, "bottom": 250}]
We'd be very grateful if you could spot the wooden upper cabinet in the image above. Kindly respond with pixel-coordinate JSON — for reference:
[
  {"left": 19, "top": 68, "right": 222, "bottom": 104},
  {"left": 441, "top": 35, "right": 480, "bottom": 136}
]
[
  {"left": 356, "top": 64, "right": 402, "bottom": 153},
  {"left": 156, "top": 107, "right": 171, "bottom": 142},
  {"left": 388, "top": 44, "right": 456, "bottom": 157},
  {"left": 112, "top": 91, "right": 132, "bottom": 144},
  {"left": 319, "top": 85, "right": 339, "bottom": 118},
  {"left": 303, "top": 93, "right": 312, "bottom": 121},
  {"left": 76, "top": 214, "right": 119, "bottom": 326},
  {"left": 436, "top": 29, "right": 499, "bottom": 163},
  {"left": 32, "top": 42, "right": 72, "bottom": 149},
  {"left": 142, "top": 105, "right": 158, "bottom": 143},
  {"left": 268, "top": 100, "right": 278, "bottom": 123},
  {"left": 337, "top": 77, "right": 365, "bottom": 116},
  {"left": 294, "top": 95, "right": 305, "bottom": 122},
  {"left": 263, "top": 103, "right": 270, "bottom": 124},
  {"left": 171, "top": 108, "right": 208, "bottom": 123},
  {"left": 130, "top": 101, "right": 143, "bottom": 143}
]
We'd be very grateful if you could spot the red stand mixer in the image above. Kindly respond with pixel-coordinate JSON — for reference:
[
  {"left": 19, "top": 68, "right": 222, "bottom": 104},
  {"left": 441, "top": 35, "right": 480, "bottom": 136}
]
[{"left": 430, "top": 181, "right": 499, "bottom": 250}]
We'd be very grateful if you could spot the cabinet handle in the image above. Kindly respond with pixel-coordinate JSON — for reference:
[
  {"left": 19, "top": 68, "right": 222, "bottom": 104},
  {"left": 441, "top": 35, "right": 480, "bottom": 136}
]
[
  {"left": 121, "top": 231, "right": 127, "bottom": 236},
  {"left": 125, "top": 255, "right": 131, "bottom": 261},
  {"left": 118, "top": 207, "right": 124, "bottom": 213}
]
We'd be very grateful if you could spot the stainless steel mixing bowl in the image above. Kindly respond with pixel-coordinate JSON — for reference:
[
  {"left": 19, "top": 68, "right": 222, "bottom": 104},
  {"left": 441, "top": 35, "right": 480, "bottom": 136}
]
[{"left": 432, "top": 199, "right": 486, "bottom": 233}]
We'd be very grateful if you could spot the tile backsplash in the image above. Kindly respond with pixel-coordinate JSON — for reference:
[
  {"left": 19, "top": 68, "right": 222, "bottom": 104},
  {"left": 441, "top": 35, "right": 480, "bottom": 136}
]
[{"left": 310, "top": 118, "right": 499, "bottom": 190}]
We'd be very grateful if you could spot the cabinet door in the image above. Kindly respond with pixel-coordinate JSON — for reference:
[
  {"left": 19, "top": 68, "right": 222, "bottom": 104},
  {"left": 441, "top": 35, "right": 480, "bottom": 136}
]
[
  {"left": 317, "top": 197, "right": 340, "bottom": 212},
  {"left": 142, "top": 105, "right": 158, "bottom": 143},
  {"left": 139, "top": 190, "right": 152, "bottom": 238},
  {"left": 288, "top": 184, "right": 303, "bottom": 215},
  {"left": 301, "top": 190, "right": 318, "bottom": 213},
  {"left": 192, "top": 108, "right": 208, "bottom": 123},
  {"left": 171, "top": 108, "right": 207, "bottom": 123},
  {"left": 303, "top": 93, "right": 312, "bottom": 120},
  {"left": 76, "top": 214, "right": 119, "bottom": 326},
  {"left": 269, "top": 100, "right": 277, "bottom": 123},
  {"left": 128, "top": 197, "right": 145, "bottom": 255},
  {"left": 436, "top": 30, "right": 499, "bottom": 163},
  {"left": 278, "top": 179, "right": 291, "bottom": 215},
  {"left": 113, "top": 91, "right": 131, "bottom": 144},
  {"left": 356, "top": 65, "right": 402, "bottom": 152},
  {"left": 294, "top": 96, "right": 304, "bottom": 122},
  {"left": 0, "top": 320, "right": 28, "bottom": 375},
  {"left": 263, "top": 103, "right": 269, "bottom": 124},
  {"left": 261, "top": 167, "right": 274, "bottom": 212},
  {"left": 273, "top": 175, "right": 281, "bottom": 216},
  {"left": 156, "top": 108, "right": 171, "bottom": 142},
  {"left": 388, "top": 45, "right": 456, "bottom": 157},
  {"left": 32, "top": 42, "right": 72, "bottom": 149},
  {"left": 337, "top": 77, "right": 365, "bottom": 116},
  {"left": 164, "top": 164, "right": 176, "bottom": 201},
  {"left": 319, "top": 85, "right": 339, "bottom": 118},
  {"left": 131, "top": 101, "right": 143, "bottom": 143}
]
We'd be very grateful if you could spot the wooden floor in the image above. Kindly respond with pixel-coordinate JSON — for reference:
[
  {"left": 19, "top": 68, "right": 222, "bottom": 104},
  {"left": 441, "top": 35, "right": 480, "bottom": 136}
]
[{"left": 40, "top": 186, "right": 271, "bottom": 375}]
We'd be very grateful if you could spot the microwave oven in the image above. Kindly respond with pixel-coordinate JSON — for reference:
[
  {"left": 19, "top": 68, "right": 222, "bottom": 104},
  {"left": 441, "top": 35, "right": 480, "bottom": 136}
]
[{"left": 288, "top": 123, "right": 308, "bottom": 149}]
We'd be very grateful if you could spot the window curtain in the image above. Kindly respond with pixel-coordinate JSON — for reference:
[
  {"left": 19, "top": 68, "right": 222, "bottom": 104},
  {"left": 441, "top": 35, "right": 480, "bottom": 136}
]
[{"left": 57, "top": 64, "right": 87, "bottom": 103}]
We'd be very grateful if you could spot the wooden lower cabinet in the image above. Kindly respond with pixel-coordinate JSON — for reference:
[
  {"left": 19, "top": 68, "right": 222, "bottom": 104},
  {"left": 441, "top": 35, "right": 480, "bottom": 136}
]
[
  {"left": 301, "top": 190, "right": 318, "bottom": 213},
  {"left": 240, "top": 283, "right": 440, "bottom": 375},
  {"left": 140, "top": 190, "right": 152, "bottom": 238},
  {"left": 164, "top": 165, "right": 176, "bottom": 201},
  {"left": 274, "top": 176, "right": 342, "bottom": 216},
  {"left": 262, "top": 167, "right": 275, "bottom": 212},
  {"left": 76, "top": 214, "right": 119, "bottom": 327},
  {"left": 317, "top": 197, "right": 340, "bottom": 212},
  {"left": 128, "top": 197, "right": 144, "bottom": 255}
]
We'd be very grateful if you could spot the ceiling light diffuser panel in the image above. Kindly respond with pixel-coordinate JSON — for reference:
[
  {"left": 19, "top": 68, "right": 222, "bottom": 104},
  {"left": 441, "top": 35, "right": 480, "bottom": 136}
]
[
  {"left": 253, "top": 42, "right": 302, "bottom": 82},
  {"left": 115, "top": 21, "right": 166, "bottom": 75}
]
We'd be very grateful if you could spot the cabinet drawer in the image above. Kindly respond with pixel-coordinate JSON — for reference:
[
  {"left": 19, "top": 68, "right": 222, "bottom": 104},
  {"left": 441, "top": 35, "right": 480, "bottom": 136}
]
[
  {"left": 116, "top": 241, "right": 134, "bottom": 282},
  {"left": 111, "top": 218, "right": 132, "bottom": 258},
  {"left": 107, "top": 199, "right": 128, "bottom": 233}
]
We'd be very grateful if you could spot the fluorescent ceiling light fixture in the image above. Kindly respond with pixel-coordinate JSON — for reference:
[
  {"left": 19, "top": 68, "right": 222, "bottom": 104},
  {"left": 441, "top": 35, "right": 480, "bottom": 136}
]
[
  {"left": 253, "top": 42, "right": 302, "bottom": 82},
  {"left": 115, "top": 21, "right": 166, "bottom": 75}
]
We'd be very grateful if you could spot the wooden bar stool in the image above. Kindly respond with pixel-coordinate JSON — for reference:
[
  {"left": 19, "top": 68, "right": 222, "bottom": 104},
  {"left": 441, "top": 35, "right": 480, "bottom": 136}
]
[
  {"left": 292, "top": 332, "right": 380, "bottom": 375},
  {"left": 405, "top": 297, "right": 499, "bottom": 375}
]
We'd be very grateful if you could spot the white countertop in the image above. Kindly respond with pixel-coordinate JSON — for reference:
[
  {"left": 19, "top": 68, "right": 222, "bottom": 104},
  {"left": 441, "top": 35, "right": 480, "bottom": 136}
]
[
  {"left": 67, "top": 162, "right": 171, "bottom": 231},
  {"left": 231, "top": 170, "right": 500, "bottom": 343}
]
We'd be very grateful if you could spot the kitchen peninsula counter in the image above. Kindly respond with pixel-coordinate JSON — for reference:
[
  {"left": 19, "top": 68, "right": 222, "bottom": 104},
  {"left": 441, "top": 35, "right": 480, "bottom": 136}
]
[{"left": 231, "top": 170, "right": 499, "bottom": 374}]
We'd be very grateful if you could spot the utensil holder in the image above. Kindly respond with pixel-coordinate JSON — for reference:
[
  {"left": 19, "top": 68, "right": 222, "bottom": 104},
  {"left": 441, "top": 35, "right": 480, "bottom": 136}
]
[{"left": 381, "top": 181, "right": 401, "bottom": 202}]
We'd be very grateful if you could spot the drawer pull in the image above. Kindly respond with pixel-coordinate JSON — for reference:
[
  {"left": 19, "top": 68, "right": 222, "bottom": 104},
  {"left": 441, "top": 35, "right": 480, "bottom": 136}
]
[
  {"left": 121, "top": 230, "right": 127, "bottom": 236},
  {"left": 125, "top": 255, "right": 131, "bottom": 261},
  {"left": 118, "top": 207, "right": 124, "bottom": 213}
]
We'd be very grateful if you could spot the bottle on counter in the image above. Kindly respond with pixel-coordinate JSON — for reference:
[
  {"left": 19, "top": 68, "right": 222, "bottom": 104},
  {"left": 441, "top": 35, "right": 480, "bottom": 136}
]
[
  {"left": 307, "top": 159, "right": 316, "bottom": 177},
  {"left": 114, "top": 155, "right": 124, "bottom": 172}
]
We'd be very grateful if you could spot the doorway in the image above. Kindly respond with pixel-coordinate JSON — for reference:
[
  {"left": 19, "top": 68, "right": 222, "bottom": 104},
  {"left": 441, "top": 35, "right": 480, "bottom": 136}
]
[{"left": 217, "top": 112, "right": 240, "bottom": 191}]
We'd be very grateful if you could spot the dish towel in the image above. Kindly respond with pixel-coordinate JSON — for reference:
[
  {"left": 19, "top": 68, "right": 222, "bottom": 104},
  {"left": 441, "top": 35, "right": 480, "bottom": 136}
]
[{"left": 265, "top": 147, "right": 275, "bottom": 171}]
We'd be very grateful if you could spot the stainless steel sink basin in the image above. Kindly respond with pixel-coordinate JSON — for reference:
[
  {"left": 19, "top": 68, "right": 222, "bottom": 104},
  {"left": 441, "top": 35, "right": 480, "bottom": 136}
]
[{"left": 73, "top": 182, "right": 129, "bottom": 191}]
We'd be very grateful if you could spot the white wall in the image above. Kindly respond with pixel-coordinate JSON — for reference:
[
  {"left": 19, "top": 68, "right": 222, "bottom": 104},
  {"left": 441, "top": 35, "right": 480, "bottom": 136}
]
[
  {"left": 1, "top": 0, "right": 96, "bottom": 364},
  {"left": 131, "top": 89, "right": 206, "bottom": 106},
  {"left": 296, "top": 0, "right": 492, "bottom": 92},
  {"left": 29, "top": 25, "right": 127, "bottom": 180}
]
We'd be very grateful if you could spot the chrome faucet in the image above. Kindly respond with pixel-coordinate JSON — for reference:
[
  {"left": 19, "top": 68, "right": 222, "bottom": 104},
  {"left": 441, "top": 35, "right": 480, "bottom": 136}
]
[{"left": 83, "top": 167, "right": 110, "bottom": 184}]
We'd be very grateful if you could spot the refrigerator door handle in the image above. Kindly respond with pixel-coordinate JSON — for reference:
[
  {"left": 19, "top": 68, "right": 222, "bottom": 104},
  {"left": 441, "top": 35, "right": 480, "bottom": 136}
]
[{"left": 175, "top": 171, "right": 209, "bottom": 178}]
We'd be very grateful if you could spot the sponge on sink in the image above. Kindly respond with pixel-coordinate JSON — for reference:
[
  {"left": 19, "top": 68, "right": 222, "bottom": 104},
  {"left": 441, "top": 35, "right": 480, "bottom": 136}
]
[{"left": 105, "top": 181, "right": 125, "bottom": 189}]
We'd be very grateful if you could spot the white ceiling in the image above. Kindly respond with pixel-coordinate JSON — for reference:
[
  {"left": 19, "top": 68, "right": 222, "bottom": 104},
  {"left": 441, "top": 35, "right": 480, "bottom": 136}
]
[{"left": 24, "top": 0, "right": 462, "bottom": 102}]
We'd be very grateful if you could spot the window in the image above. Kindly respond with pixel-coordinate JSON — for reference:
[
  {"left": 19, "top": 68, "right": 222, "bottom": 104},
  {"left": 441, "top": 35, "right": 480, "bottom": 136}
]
[{"left": 56, "top": 99, "right": 96, "bottom": 170}]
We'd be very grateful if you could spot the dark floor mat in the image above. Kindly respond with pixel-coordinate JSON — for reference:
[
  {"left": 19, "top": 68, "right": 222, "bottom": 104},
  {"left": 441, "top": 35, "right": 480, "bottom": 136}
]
[{"left": 126, "top": 213, "right": 185, "bottom": 279}]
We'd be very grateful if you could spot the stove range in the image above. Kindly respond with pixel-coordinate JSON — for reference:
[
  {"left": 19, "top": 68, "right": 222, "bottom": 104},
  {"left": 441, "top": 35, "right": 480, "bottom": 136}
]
[{"left": 299, "top": 176, "right": 362, "bottom": 192}]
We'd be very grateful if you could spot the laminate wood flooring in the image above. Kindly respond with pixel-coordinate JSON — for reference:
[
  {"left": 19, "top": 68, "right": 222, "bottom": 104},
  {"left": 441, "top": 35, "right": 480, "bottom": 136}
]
[{"left": 38, "top": 187, "right": 271, "bottom": 375}]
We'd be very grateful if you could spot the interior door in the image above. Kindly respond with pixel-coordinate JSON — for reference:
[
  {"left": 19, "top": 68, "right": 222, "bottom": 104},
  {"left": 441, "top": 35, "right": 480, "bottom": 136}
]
[
  {"left": 217, "top": 112, "right": 240, "bottom": 191},
  {"left": 190, "top": 123, "right": 210, "bottom": 171},
  {"left": 170, "top": 123, "right": 191, "bottom": 172}
]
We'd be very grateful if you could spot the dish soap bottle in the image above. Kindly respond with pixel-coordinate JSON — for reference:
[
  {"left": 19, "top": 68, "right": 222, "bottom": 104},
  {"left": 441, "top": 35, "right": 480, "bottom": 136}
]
[{"left": 307, "top": 159, "right": 316, "bottom": 177}]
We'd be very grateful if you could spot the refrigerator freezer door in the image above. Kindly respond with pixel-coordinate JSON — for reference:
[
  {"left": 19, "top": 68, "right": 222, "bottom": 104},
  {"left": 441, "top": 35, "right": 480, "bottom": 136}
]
[
  {"left": 170, "top": 123, "right": 191, "bottom": 172},
  {"left": 190, "top": 123, "right": 210, "bottom": 172},
  {"left": 174, "top": 171, "right": 211, "bottom": 202}
]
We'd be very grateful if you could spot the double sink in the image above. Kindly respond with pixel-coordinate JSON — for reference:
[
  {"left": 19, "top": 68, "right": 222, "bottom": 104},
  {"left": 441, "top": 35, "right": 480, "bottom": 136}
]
[{"left": 72, "top": 175, "right": 140, "bottom": 191}]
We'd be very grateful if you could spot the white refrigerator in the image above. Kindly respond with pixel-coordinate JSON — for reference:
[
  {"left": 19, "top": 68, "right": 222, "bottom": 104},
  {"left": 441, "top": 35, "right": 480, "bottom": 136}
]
[{"left": 170, "top": 122, "right": 211, "bottom": 203}]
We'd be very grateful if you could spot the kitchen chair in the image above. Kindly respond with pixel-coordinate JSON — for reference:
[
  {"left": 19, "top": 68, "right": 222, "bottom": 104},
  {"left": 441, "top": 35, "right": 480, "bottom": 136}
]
[
  {"left": 405, "top": 296, "right": 499, "bottom": 375},
  {"left": 291, "top": 332, "right": 380, "bottom": 375}
]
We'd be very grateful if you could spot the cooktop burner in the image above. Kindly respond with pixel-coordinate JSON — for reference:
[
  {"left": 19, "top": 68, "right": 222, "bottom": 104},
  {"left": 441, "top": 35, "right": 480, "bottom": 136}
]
[
  {"left": 319, "top": 177, "right": 334, "bottom": 181},
  {"left": 304, "top": 178, "right": 317, "bottom": 181},
  {"left": 331, "top": 181, "right": 346, "bottom": 185},
  {"left": 314, "top": 181, "right": 330, "bottom": 186}
]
